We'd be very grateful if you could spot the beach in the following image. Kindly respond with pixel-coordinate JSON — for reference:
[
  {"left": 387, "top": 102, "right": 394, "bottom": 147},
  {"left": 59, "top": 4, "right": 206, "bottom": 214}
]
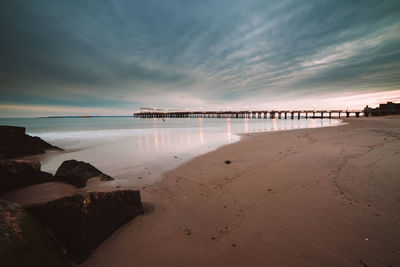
[
  {"left": 3, "top": 1, "right": 400, "bottom": 266},
  {"left": 2, "top": 116, "right": 399, "bottom": 266},
  {"left": 77, "top": 116, "right": 400, "bottom": 267}
]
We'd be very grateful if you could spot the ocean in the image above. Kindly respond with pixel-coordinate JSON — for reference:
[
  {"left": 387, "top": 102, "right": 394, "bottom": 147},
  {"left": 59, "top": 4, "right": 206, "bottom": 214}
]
[{"left": 0, "top": 117, "right": 341, "bottom": 186}]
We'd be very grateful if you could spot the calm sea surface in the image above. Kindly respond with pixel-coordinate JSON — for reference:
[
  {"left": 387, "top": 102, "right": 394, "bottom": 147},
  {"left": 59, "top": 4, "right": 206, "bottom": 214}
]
[{"left": 0, "top": 117, "right": 341, "bottom": 186}]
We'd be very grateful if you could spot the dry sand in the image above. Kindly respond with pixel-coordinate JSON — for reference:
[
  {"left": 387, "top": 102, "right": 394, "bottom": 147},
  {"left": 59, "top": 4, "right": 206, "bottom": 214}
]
[
  {"left": 4, "top": 117, "right": 400, "bottom": 266},
  {"left": 78, "top": 116, "right": 400, "bottom": 267}
]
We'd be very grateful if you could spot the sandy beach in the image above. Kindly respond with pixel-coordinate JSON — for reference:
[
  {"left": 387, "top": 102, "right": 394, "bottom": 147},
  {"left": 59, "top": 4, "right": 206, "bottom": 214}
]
[
  {"left": 77, "top": 116, "right": 399, "bottom": 266},
  {"left": 2, "top": 117, "right": 399, "bottom": 266}
]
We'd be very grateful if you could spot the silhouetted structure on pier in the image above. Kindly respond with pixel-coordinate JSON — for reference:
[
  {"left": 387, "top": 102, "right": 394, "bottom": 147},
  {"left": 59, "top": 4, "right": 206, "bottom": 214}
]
[
  {"left": 364, "top": 102, "right": 400, "bottom": 117},
  {"left": 134, "top": 108, "right": 363, "bottom": 119}
]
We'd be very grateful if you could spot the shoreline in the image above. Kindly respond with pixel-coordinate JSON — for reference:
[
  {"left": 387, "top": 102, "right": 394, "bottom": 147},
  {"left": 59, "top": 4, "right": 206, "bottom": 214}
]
[
  {"left": 81, "top": 116, "right": 400, "bottom": 267},
  {"left": 1, "top": 118, "right": 343, "bottom": 206}
]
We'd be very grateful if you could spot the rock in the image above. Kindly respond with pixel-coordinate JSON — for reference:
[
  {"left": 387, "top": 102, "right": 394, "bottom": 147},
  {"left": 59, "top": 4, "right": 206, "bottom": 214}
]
[
  {"left": 0, "top": 125, "right": 62, "bottom": 160},
  {"left": 25, "top": 190, "right": 144, "bottom": 263},
  {"left": 0, "top": 159, "right": 53, "bottom": 194},
  {"left": 53, "top": 159, "right": 113, "bottom": 188},
  {"left": 224, "top": 160, "right": 232, "bottom": 164},
  {"left": 0, "top": 199, "right": 69, "bottom": 267}
]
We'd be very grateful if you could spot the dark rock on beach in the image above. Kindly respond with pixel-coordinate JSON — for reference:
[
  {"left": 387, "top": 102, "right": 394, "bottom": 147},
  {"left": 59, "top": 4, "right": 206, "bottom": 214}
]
[
  {"left": 0, "top": 125, "right": 62, "bottom": 160},
  {"left": 25, "top": 190, "right": 144, "bottom": 264},
  {"left": 0, "top": 159, "right": 53, "bottom": 194},
  {"left": 0, "top": 199, "right": 70, "bottom": 267},
  {"left": 53, "top": 159, "right": 114, "bottom": 188}
]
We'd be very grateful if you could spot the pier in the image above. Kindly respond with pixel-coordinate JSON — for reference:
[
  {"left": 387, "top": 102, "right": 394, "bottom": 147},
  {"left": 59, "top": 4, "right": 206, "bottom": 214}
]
[{"left": 133, "top": 109, "right": 363, "bottom": 119}]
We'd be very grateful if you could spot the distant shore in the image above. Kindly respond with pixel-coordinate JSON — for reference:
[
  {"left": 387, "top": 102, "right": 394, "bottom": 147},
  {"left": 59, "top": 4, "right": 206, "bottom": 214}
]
[
  {"left": 39, "top": 115, "right": 133, "bottom": 118},
  {"left": 81, "top": 116, "right": 400, "bottom": 267}
]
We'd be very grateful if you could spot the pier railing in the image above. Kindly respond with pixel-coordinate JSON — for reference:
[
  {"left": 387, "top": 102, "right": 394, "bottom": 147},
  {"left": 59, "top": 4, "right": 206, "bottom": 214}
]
[{"left": 133, "top": 110, "right": 363, "bottom": 119}]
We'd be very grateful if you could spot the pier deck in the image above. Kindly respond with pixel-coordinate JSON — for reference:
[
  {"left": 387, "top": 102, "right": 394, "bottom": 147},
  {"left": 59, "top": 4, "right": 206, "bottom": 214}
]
[{"left": 133, "top": 110, "right": 363, "bottom": 119}]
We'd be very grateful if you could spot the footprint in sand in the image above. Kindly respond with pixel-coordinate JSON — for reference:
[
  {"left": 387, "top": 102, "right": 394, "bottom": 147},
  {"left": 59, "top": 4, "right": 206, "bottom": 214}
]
[{"left": 183, "top": 228, "right": 191, "bottom": 236}]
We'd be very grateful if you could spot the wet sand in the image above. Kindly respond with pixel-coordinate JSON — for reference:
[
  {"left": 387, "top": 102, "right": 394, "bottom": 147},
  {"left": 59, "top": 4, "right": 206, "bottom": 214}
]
[{"left": 78, "top": 116, "right": 400, "bottom": 267}]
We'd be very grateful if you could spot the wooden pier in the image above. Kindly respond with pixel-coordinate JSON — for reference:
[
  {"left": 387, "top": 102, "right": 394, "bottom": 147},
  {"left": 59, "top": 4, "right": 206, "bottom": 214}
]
[{"left": 133, "top": 109, "right": 363, "bottom": 119}]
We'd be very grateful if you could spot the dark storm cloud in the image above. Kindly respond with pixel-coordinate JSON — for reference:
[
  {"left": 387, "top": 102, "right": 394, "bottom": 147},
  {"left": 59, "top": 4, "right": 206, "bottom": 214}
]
[
  {"left": 0, "top": 1, "right": 190, "bottom": 90},
  {"left": 0, "top": 0, "right": 399, "bottom": 113}
]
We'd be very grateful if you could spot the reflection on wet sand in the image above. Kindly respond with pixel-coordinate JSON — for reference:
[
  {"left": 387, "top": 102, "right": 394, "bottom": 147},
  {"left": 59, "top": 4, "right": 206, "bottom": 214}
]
[
  {"left": 135, "top": 117, "right": 269, "bottom": 150},
  {"left": 244, "top": 118, "right": 249, "bottom": 133},
  {"left": 154, "top": 131, "right": 159, "bottom": 150},
  {"left": 186, "top": 133, "right": 190, "bottom": 146},
  {"left": 145, "top": 133, "right": 150, "bottom": 147},
  {"left": 199, "top": 118, "right": 204, "bottom": 144},
  {"left": 227, "top": 118, "right": 231, "bottom": 143}
]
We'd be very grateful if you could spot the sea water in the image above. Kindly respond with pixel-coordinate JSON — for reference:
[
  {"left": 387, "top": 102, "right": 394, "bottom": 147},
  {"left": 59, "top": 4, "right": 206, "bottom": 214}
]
[{"left": 0, "top": 117, "right": 341, "bottom": 186}]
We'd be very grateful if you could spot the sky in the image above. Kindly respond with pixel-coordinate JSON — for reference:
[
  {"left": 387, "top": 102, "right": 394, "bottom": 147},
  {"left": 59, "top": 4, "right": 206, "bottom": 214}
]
[{"left": 1, "top": 0, "right": 400, "bottom": 117}]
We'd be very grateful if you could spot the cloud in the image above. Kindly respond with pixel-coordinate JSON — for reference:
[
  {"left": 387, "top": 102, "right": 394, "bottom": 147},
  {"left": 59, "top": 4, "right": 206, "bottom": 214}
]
[
  {"left": 1, "top": 0, "right": 400, "bottom": 116},
  {"left": 0, "top": 104, "right": 131, "bottom": 117}
]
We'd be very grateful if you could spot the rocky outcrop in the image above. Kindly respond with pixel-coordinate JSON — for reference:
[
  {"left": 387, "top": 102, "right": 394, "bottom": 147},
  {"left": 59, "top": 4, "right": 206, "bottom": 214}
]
[
  {"left": 0, "top": 199, "right": 69, "bottom": 267},
  {"left": 0, "top": 125, "right": 62, "bottom": 160},
  {"left": 53, "top": 160, "right": 114, "bottom": 188},
  {"left": 25, "top": 190, "right": 144, "bottom": 263},
  {"left": 0, "top": 159, "right": 53, "bottom": 194}
]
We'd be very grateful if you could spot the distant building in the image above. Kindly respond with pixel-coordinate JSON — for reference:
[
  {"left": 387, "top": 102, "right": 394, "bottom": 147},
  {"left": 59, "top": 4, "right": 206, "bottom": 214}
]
[{"left": 364, "top": 101, "right": 400, "bottom": 117}]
